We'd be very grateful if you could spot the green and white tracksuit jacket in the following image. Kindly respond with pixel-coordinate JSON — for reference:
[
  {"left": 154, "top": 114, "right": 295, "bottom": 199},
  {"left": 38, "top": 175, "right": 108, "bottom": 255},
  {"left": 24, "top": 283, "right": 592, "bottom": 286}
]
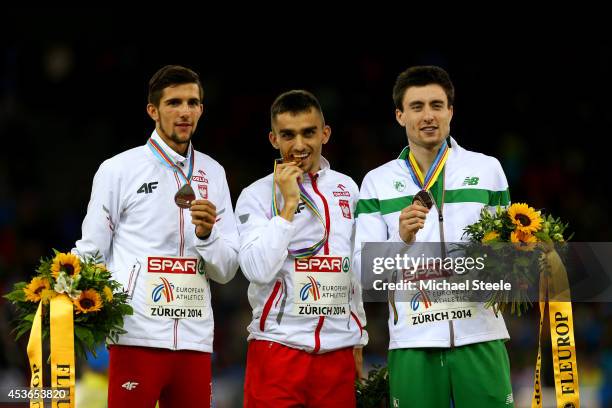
[{"left": 354, "top": 137, "right": 511, "bottom": 349}]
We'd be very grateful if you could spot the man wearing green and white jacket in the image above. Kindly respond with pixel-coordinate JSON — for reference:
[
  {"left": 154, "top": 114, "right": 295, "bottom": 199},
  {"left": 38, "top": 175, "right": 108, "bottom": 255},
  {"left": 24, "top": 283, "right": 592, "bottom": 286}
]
[{"left": 354, "top": 66, "right": 515, "bottom": 408}]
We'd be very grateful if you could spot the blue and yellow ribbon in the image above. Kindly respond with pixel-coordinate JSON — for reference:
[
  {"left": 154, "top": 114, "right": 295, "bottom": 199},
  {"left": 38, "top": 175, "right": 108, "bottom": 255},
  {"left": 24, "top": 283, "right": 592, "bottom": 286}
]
[{"left": 405, "top": 140, "right": 450, "bottom": 191}]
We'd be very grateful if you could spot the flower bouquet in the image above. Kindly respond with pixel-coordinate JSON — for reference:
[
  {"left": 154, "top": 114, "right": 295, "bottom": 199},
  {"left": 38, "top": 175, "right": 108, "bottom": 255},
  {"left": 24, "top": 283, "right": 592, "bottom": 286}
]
[
  {"left": 461, "top": 203, "right": 571, "bottom": 315},
  {"left": 356, "top": 365, "right": 389, "bottom": 408},
  {"left": 4, "top": 250, "right": 133, "bottom": 358}
]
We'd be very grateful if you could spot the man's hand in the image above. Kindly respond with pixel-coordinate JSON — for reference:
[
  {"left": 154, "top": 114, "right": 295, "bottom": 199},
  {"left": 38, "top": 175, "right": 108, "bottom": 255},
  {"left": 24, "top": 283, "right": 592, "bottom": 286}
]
[
  {"left": 190, "top": 199, "right": 217, "bottom": 239},
  {"left": 399, "top": 203, "right": 429, "bottom": 244},
  {"left": 275, "top": 162, "right": 303, "bottom": 222},
  {"left": 354, "top": 347, "right": 364, "bottom": 380}
]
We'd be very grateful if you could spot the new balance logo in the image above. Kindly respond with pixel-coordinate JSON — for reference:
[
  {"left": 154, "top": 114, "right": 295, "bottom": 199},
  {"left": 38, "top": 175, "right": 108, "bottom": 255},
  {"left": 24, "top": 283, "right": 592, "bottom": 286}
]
[
  {"left": 462, "top": 177, "right": 479, "bottom": 186},
  {"left": 294, "top": 202, "right": 306, "bottom": 214},
  {"left": 137, "top": 182, "right": 158, "bottom": 194},
  {"left": 122, "top": 381, "right": 139, "bottom": 391}
]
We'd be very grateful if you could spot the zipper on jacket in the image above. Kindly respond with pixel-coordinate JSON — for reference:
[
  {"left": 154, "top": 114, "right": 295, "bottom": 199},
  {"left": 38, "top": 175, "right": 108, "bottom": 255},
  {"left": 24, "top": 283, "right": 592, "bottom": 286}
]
[
  {"left": 309, "top": 173, "right": 331, "bottom": 255},
  {"left": 309, "top": 173, "right": 330, "bottom": 351},
  {"left": 433, "top": 172, "right": 454, "bottom": 347},
  {"left": 173, "top": 319, "right": 179, "bottom": 350}
]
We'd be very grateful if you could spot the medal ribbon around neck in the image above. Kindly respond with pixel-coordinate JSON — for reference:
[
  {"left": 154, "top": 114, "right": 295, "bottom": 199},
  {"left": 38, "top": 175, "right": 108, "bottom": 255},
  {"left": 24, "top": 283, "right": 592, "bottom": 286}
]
[
  {"left": 147, "top": 138, "right": 195, "bottom": 185},
  {"left": 405, "top": 141, "right": 450, "bottom": 191},
  {"left": 271, "top": 159, "right": 328, "bottom": 258}
]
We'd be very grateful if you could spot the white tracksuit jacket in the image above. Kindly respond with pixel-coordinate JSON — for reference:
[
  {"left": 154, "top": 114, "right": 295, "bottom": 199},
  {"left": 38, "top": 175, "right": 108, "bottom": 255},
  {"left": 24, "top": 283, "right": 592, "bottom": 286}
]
[
  {"left": 73, "top": 130, "right": 239, "bottom": 352},
  {"left": 235, "top": 157, "right": 367, "bottom": 353},
  {"left": 354, "top": 137, "right": 511, "bottom": 349}
]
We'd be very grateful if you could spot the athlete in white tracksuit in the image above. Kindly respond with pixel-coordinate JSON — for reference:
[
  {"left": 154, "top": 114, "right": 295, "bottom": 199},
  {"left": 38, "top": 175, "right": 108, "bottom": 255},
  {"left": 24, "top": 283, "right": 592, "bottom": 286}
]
[
  {"left": 73, "top": 65, "right": 239, "bottom": 408},
  {"left": 354, "top": 65, "right": 515, "bottom": 407},
  {"left": 74, "top": 129, "right": 239, "bottom": 351},
  {"left": 354, "top": 137, "right": 510, "bottom": 348},
  {"left": 236, "top": 90, "right": 366, "bottom": 407},
  {"left": 236, "top": 156, "right": 367, "bottom": 352}
]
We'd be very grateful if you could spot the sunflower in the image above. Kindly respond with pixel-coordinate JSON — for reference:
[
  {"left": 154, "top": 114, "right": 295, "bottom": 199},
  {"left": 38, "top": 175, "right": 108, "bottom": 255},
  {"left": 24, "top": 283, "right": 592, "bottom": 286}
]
[
  {"left": 103, "top": 286, "right": 113, "bottom": 302},
  {"left": 73, "top": 289, "right": 103, "bottom": 314},
  {"left": 508, "top": 203, "right": 542, "bottom": 234},
  {"left": 482, "top": 231, "right": 500, "bottom": 243},
  {"left": 50, "top": 253, "right": 81, "bottom": 278},
  {"left": 511, "top": 230, "right": 538, "bottom": 251},
  {"left": 23, "top": 277, "right": 51, "bottom": 302}
]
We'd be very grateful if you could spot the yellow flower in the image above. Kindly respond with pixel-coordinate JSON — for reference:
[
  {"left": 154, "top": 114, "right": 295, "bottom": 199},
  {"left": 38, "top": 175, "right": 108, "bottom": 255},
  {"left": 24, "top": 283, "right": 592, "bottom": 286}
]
[
  {"left": 482, "top": 231, "right": 500, "bottom": 243},
  {"left": 50, "top": 253, "right": 81, "bottom": 278},
  {"left": 508, "top": 203, "right": 542, "bottom": 234},
  {"left": 103, "top": 286, "right": 113, "bottom": 302},
  {"left": 511, "top": 230, "right": 538, "bottom": 251},
  {"left": 73, "top": 289, "right": 103, "bottom": 314},
  {"left": 23, "top": 277, "right": 51, "bottom": 302}
]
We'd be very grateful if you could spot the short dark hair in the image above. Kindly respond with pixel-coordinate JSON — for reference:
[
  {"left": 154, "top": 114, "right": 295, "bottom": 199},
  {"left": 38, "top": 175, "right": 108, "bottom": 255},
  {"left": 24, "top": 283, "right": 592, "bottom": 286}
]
[
  {"left": 270, "top": 90, "right": 324, "bottom": 129},
  {"left": 148, "top": 65, "right": 204, "bottom": 107},
  {"left": 392, "top": 65, "right": 455, "bottom": 111}
]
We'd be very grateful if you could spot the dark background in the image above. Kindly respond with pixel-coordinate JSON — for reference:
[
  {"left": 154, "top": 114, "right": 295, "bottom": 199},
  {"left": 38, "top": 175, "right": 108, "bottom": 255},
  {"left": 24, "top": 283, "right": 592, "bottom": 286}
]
[{"left": 1, "top": 12, "right": 611, "bottom": 407}]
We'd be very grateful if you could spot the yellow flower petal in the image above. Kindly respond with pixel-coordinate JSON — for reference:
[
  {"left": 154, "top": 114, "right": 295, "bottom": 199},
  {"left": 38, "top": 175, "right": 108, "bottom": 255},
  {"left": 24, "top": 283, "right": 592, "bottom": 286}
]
[
  {"left": 508, "top": 203, "right": 542, "bottom": 234},
  {"left": 23, "top": 277, "right": 51, "bottom": 303},
  {"left": 103, "top": 286, "right": 113, "bottom": 302},
  {"left": 50, "top": 253, "right": 82, "bottom": 278},
  {"left": 73, "top": 289, "right": 103, "bottom": 314}
]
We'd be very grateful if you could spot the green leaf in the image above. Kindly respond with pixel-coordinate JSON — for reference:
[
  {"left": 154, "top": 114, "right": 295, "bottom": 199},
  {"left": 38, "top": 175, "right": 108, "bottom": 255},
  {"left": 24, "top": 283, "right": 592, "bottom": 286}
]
[{"left": 74, "top": 325, "right": 95, "bottom": 349}]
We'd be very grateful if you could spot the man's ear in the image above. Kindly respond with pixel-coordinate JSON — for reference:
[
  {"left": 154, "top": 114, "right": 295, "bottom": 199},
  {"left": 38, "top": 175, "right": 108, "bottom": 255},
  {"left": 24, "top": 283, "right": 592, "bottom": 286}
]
[
  {"left": 269, "top": 131, "right": 279, "bottom": 149},
  {"left": 322, "top": 125, "right": 331, "bottom": 145},
  {"left": 147, "top": 104, "right": 159, "bottom": 122},
  {"left": 395, "top": 108, "right": 405, "bottom": 127}
]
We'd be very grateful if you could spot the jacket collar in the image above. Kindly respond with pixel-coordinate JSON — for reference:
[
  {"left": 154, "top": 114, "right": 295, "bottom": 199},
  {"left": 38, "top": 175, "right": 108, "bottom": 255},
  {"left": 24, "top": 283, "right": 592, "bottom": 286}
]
[{"left": 150, "top": 130, "right": 193, "bottom": 166}]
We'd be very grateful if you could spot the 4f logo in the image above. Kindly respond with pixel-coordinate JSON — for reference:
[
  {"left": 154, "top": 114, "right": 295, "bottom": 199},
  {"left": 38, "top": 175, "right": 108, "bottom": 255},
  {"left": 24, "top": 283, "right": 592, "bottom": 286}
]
[
  {"left": 294, "top": 202, "right": 306, "bottom": 214},
  {"left": 462, "top": 177, "right": 479, "bottom": 186},
  {"left": 137, "top": 182, "right": 158, "bottom": 194},
  {"left": 122, "top": 381, "right": 139, "bottom": 391}
]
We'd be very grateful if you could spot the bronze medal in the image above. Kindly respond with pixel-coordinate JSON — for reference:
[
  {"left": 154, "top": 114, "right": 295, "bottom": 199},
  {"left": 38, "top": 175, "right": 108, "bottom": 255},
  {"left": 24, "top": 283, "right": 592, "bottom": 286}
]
[
  {"left": 412, "top": 190, "right": 434, "bottom": 209},
  {"left": 175, "top": 184, "right": 196, "bottom": 209}
]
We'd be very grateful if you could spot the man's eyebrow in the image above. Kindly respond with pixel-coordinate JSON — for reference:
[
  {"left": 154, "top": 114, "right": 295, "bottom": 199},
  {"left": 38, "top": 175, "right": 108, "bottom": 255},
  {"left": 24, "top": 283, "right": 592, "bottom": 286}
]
[
  {"left": 278, "top": 128, "right": 296, "bottom": 134},
  {"left": 408, "top": 100, "right": 424, "bottom": 108}
]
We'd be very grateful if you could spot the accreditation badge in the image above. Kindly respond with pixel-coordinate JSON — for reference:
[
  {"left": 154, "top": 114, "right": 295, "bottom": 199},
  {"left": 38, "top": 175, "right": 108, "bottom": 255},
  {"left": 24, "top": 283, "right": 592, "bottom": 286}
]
[
  {"left": 291, "top": 255, "right": 351, "bottom": 317},
  {"left": 401, "top": 265, "right": 477, "bottom": 326},
  {"left": 145, "top": 256, "right": 210, "bottom": 320}
]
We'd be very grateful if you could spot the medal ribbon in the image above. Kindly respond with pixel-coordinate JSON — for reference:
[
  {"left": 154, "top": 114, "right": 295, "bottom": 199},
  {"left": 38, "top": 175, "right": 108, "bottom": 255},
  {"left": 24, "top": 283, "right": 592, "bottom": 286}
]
[
  {"left": 405, "top": 141, "right": 450, "bottom": 191},
  {"left": 147, "top": 138, "right": 194, "bottom": 185},
  {"left": 271, "top": 160, "right": 328, "bottom": 258}
]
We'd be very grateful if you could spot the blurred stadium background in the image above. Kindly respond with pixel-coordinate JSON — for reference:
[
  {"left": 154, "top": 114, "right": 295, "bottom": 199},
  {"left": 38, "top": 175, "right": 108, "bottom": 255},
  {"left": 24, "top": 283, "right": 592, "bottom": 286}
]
[{"left": 1, "top": 12, "right": 611, "bottom": 407}]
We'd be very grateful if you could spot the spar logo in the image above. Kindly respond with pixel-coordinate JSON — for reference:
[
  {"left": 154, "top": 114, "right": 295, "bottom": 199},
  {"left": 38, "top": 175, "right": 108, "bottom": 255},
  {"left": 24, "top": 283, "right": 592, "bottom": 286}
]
[
  {"left": 410, "top": 289, "right": 432, "bottom": 311},
  {"left": 295, "top": 256, "right": 347, "bottom": 273},
  {"left": 152, "top": 277, "right": 175, "bottom": 302},
  {"left": 300, "top": 276, "right": 322, "bottom": 301},
  {"left": 148, "top": 257, "right": 198, "bottom": 274}
]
